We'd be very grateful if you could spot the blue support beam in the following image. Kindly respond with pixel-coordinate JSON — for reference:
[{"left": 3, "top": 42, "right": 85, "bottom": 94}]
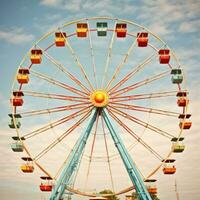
[
  {"left": 49, "top": 108, "right": 98, "bottom": 200},
  {"left": 102, "top": 109, "right": 152, "bottom": 200}
]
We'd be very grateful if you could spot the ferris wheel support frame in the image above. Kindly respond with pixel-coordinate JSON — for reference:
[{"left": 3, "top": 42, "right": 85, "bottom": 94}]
[{"left": 49, "top": 108, "right": 152, "bottom": 200}]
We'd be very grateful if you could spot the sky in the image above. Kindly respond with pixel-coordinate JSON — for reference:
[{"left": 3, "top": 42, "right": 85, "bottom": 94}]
[{"left": 0, "top": 0, "right": 200, "bottom": 200}]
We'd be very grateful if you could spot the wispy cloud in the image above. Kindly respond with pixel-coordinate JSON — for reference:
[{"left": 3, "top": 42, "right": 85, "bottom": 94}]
[
  {"left": 179, "top": 19, "right": 200, "bottom": 33},
  {"left": 136, "top": 0, "right": 200, "bottom": 36},
  {"left": 40, "top": 0, "right": 137, "bottom": 15},
  {"left": 0, "top": 28, "right": 34, "bottom": 45}
]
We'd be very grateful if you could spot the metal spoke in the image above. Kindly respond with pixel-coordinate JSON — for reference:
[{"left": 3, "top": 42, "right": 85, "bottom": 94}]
[
  {"left": 110, "top": 102, "right": 180, "bottom": 117},
  {"left": 84, "top": 110, "right": 100, "bottom": 190},
  {"left": 106, "top": 108, "right": 163, "bottom": 161},
  {"left": 110, "top": 70, "right": 171, "bottom": 97},
  {"left": 23, "top": 106, "right": 92, "bottom": 139},
  {"left": 108, "top": 106, "right": 174, "bottom": 139},
  {"left": 87, "top": 21, "right": 98, "bottom": 89},
  {"left": 23, "top": 91, "right": 89, "bottom": 103},
  {"left": 101, "top": 114, "right": 115, "bottom": 192},
  {"left": 101, "top": 21, "right": 117, "bottom": 88},
  {"left": 18, "top": 102, "right": 90, "bottom": 117},
  {"left": 37, "top": 44, "right": 91, "bottom": 94},
  {"left": 30, "top": 69, "right": 88, "bottom": 97},
  {"left": 108, "top": 51, "right": 159, "bottom": 94},
  {"left": 33, "top": 108, "right": 93, "bottom": 161},
  {"left": 109, "top": 91, "right": 178, "bottom": 102},
  {"left": 105, "top": 32, "right": 139, "bottom": 91},
  {"left": 60, "top": 30, "right": 94, "bottom": 91}
]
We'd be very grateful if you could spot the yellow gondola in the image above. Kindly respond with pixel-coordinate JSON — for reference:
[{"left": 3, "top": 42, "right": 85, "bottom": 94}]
[{"left": 20, "top": 157, "right": 34, "bottom": 173}]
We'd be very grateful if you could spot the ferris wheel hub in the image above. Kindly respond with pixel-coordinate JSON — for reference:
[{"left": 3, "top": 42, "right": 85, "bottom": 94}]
[{"left": 91, "top": 90, "right": 109, "bottom": 107}]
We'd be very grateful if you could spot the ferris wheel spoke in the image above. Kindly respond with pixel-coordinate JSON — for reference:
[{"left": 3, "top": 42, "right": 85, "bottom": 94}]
[
  {"left": 108, "top": 51, "right": 158, "bottom": 94},
  {"left": 101, "top": 21, "right": 117, "bottom": 88},
  {"left": 110, "top": 102, "right": 180, "bottom": 118},
  {"left": 37, "top": 45, "right": 91, "bottom": 94},
  {"left": 105, "top": 31, "right": 139, "bottom": 91},
  {"left": 60, "top": 30, "right": 94, "bottom": 91},
  {"left": 110, "top": 70, "right": 171, "bottom": 97},
  {"left": 23, "top": 106, "right": 92, "bottom": 140},
  {"left": 30, "top": 69, "right": 88, "bottom": 97},
  {"left": 101, "top": 115, "right": 115, "bottom": 192},
  {"left": 84, "top": 110, "right": 100, "bottom": 190},
  {"left": 106, "top": 108, "right": 164, "bottom": 161},
  {"left": 109, "top": 90, "right": 178, "bottom": 102},
  {"left": 108, "top": 106, "right": 174, "bottom": 139},
  {"left": 33, "top": 108, "right": 93, "bottom": 161},
  {"left": 87, "top": 21, "right": 98, "bottom": 89},
  {"left": 23, "top": 91, "right": 89, "bottom": 103},
  {"left": 18, "top": 102, "right": 90, "bottom": 117}
]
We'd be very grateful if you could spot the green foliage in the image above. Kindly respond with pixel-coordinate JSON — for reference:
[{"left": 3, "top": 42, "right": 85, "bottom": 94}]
[
  {"left": 99, "top": 189, "right": 119, "bottom": 200},
  {"left": 131, "top": 192, "right": 160, "bottom": 200}
]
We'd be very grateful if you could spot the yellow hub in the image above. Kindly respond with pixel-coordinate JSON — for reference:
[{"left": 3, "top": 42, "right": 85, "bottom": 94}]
[{"left": 91, "top": 90, "right": 109, "bottom": 107}]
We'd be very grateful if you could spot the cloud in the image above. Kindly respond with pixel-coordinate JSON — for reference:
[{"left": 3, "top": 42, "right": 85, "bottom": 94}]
[
  {"left": 136, "top": 0, "right": 200, "bottom": 36},
  {"left": 40, "top": 0, "right": 64, "bottom": 7},
  {"left": 0, "top": 28, "right": 35, "bottom": 45},
  {"left": 39, "top": 0, "right": 137, "bottom": 15},
  {"left": 179, "top": 19, "right": 200, "bottom": 33},
  {"left": 40, "top": 0, "right": 82, "bottom": 11}
]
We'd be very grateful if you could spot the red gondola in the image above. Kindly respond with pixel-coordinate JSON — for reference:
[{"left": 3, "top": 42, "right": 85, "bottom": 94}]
[
  {"left": 159, "top": 49, "right": 170, "bottom": 64},
  {"left": 137, "top": 32, "right": 148, "bottom": 47},
  {"left": 115, "top": 23, "right": 127, "bottom": 38},
  {"left": 176, "top": 91, "right": 189, "bottom": 107},
  {"left": 40, "top": 176, "right": 53, "bottom": 192},
  {"left": 11, "top": 91, "right": 24, "bottom": 106}
]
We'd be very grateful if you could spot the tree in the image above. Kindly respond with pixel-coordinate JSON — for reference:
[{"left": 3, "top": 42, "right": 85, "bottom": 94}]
[
  {"left": 99, "top": 189, "right": 119, "bottom": 200},
  {"left": 131, "top": 192, "right": 160, "bottom": 200}
]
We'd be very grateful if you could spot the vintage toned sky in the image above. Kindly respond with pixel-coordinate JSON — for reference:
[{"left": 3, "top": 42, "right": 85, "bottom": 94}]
[{"left": 0, "top": 0, "right": 200, "bottom": 200}]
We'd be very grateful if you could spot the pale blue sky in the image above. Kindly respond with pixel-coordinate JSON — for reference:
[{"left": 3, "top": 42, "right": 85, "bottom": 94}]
[{"left": 0, "top": 0, "right": 200, "bottom": 200}]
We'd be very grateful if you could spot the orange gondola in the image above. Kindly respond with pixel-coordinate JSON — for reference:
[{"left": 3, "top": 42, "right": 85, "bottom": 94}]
[
  {"left": 179, "top": 114, "right": 192, "bottom": 129},
  {"left": 163, "top": 159, "right": 176, "bottom": 174},
  {"left": 159, "top": 49, "right": 170, "bottom": 64},
  {"left": 17, "top": 68, "right": 30, "bottom": 84},
  {"left": 11, "top": 91, "right": 24, "bottom": 107},
  {"left": 115, "top": 23, "right": 127, "bottom": 38},
  {"left": 30, "top": 49, "right": 42, "bottom": 64},
  {"left": 55, "top": 32, "right": 66, "bottom": 47},
  {"left": 40, "top": 176, "right": 53, "bottom": 192},
  {"left": 77, "top": 23, "right": 88, "bottom": 37},
  {"left": 20, "top": 157, "right": 34, "bottom": 173},
  {"left": 144, "top": 179, "right": 157, "bottom": 194},
  {"left": 137, "top": 32, "right": 148, "bottom": 47}
]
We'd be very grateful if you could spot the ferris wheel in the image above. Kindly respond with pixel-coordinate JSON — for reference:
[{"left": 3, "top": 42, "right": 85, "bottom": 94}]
[{"left": 9, "top": 17, "right": 192, "bottom": 200}]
